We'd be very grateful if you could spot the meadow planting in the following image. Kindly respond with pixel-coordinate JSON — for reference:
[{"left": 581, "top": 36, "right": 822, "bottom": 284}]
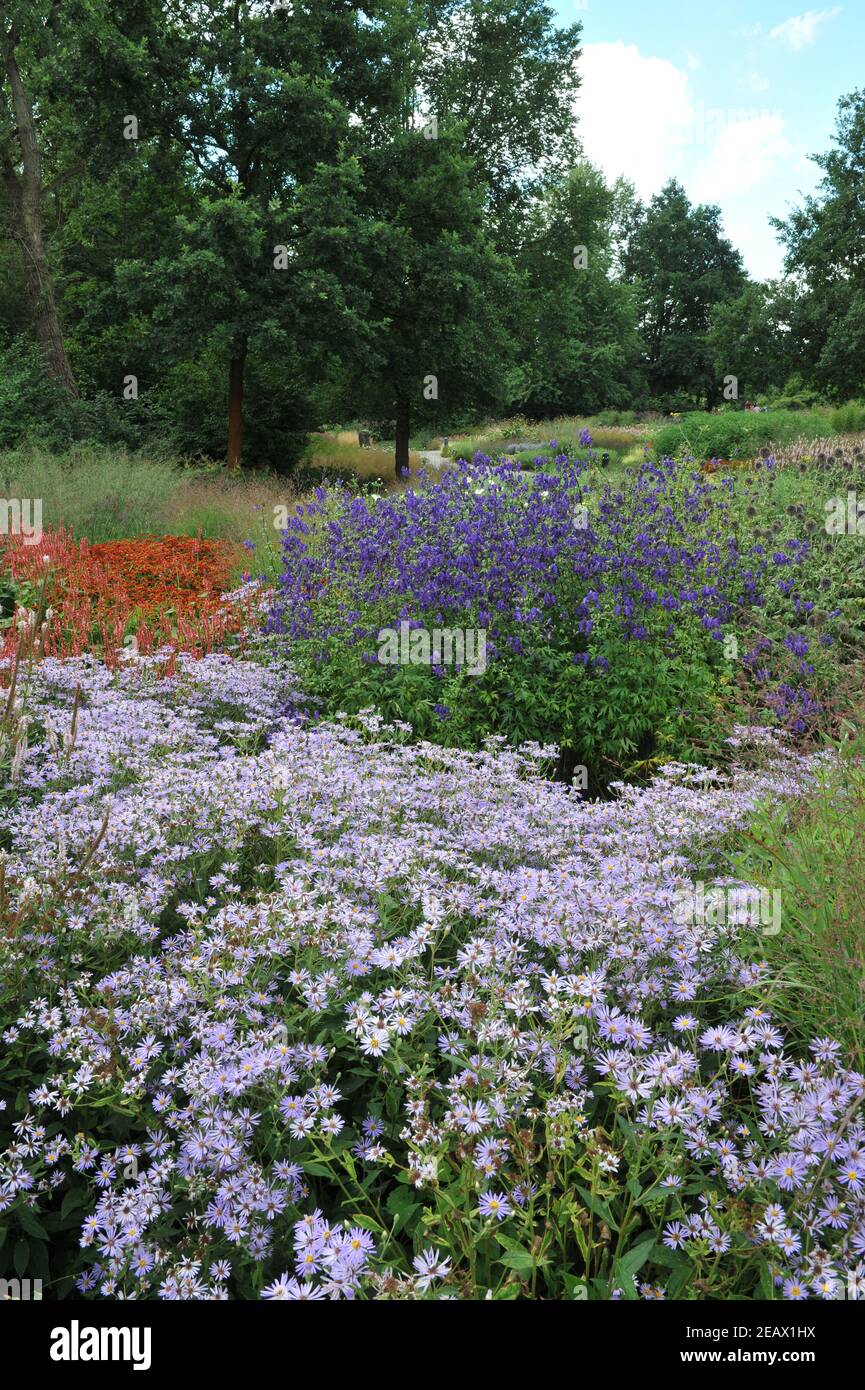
[
  {"left": 3, "top": 0, "right": 865, "bottom": 1324},
  {"left": 2, "top": 427, "right": 865, "bottom": 1303}
]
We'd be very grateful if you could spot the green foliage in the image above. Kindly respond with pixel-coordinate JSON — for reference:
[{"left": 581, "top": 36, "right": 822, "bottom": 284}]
[
  {"left": 622, "top": 179, "right": 747, "bottom": 406},
  {"left": 707, "top": 281, "right": 799, "bottom": 400},
  {"left": 0, "top": 339, "right": 67, "bottom": 448},
  {"left": 652, "top": 408, "right": 836, "bottom": 462},
  {"left": 773, "top": 89, "right": 865, "bottom": 401},
  {"left": 509, "top": 163, "right": 645, "bottom": 416},
  {"left": 829, "top": 401, "right": 865, "bottom": 433},
  {"left": 344, "top": 124, "right": 516, "bottom": 454},
  {"left": 729, "top": 729, "right": 865, "bottom": 1068}
]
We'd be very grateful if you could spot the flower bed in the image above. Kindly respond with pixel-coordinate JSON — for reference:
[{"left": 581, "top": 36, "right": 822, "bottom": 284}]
[
  {"left": 0, "top": 653, "right": 861, "bottom": 1300},
  {"left": 268, "top": 452, "right": 859, "bottom": 777},
  {"left": 1, "top": 530, "right": 257, "bottom": 667}
]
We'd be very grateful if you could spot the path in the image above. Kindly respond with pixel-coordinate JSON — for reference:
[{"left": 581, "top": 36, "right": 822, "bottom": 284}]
[{"left": 417, "top": 448, "right": 446, "bottom": 471}]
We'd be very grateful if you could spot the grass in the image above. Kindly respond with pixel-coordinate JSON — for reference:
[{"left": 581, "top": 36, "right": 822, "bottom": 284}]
[
  {"left": 303, "top": 432, "right": 419, "bottom": 480},
  {"left": 1, "top": 443, "right": 184, "bottom": 542},
  {"left": 0, "top": 439, "right": 433, "bottom": 586},
  {"left": 728, "top": 722, "right": 865, "bottom": 1068},
  {"left": 0, "top": 443, "right": 300, "bottom": 580},
  {"left": 446, "top": 415, "right": 653, "bottom": 461}
]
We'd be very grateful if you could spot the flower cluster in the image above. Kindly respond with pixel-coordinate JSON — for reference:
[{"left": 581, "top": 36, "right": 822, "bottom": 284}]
[
  {"left": 268, "top": 453, "right": 853, "bottom": 753},
  {"left": 1, "top": 529, "right": 257, "bottom": 667},
  {"left": 1, "top": 650, "right": 861, "bottom": 1299}
]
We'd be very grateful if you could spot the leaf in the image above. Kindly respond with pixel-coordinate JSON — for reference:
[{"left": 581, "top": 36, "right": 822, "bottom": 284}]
[
  {"left": 759, "top": 1261, "right": 776, "bottom": 1301},
  {"left": 562, "top": 1272, "right": 588, "bottom": 1299},
  {"left": 350, "top": 1214, "right": 382, "bottom": 1235},
  {"left": 612, "top": 1235, "right": 657, "bottom": 1293},
  {"left": 61, "top": 1188, "right": 91, "bottom": 1221},
  {"left": 666, "top": 1264, "right": 693, "bottom": 1299},
  {"left": 497, "top": 1248, "right": 535, "bottom": 1273},
  {"left": 14, "top": 1238, "right": 29, "bottom": 1277},
  {"left": 15, "top": 1206, "right": 48, "bottom": 1241},
  {"left": 576, "top": 1185, "right": 619, "bottom": 1232},
  {"left": 386, "top": 1185, "right": 420, "bottom": 1233}
]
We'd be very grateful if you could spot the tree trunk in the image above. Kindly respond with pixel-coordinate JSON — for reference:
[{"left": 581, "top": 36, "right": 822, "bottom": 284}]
[
  {"left": 2, "top": 40, "right": 78, "bottom": 398},
  {"left": 394, "top": 397, "right": 410, "bottom": 480},
  {"left": 227, "top": 338, "right": 248, "bottom": 470}
]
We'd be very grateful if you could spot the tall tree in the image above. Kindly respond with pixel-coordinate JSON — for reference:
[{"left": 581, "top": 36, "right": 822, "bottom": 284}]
[
  {"left": 0, "top": 5, "right": 78, "bottom": 397},
  {"left": 772, "top": 89, "right": 865, "bottom": 400},
  {"left": 623, "top": 180, "right": 745, "bottom": 407},
  {"left": 510, "top": 162, "right": 643, "bottom": 416},
  {"left": 346, "top": 0, "right": 581, "bottom": 472},
  {"left": 110, "top": 0, "right": 394, "bottom": 467},
  {"left": 420, "top": 0, "right": 582, "bottom": 234},
  {"left": 349, "top": 125, "right": 514, "bottom": 476}
]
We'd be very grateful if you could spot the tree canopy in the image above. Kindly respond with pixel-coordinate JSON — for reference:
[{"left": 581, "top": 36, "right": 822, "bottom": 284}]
[{"left": 2, "top": 9, "right": 865, "bottom": 468}]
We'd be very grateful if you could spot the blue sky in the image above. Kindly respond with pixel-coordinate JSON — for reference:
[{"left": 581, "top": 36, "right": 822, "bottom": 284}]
[{"left": 554, "top": 2, "right": 863, "bottom": 279}]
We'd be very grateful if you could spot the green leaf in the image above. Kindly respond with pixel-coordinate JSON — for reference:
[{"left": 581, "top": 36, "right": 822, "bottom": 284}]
[
  {"left": 15, "top": 1206, "right": 48, "bottom": 1241},
  {"left": 497, "top": 1248, "right": 535, "bottom": 1273},
  {"left": 576, "top": 1185, "right": 619, "bottom": 1232},
  {"left": 386, "top": 1185, "right": 420, "bottom": 1234},
  {"left": 612, "top": 1235, "right": 657, "bottom": 1293},
  {"left": 759, "top": 1261, "right": 776, "bottom": 1301},
  {"left": 60, "top": 1187, "right": 91, "bottom": 1222}
]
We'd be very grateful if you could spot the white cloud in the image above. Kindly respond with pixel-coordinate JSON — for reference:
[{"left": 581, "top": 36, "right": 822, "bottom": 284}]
[
  {"left": 577, "top": 43, "right": 694, "bottom": 198},
  {"left": 723, "top": 214, "right": 785, "bottom": 281},
  {"left": 575, "top": 43, "right": 808, "bottom": 283},
  {"left": 768, "top": 8, "right": 841, "bottom": 51},
  {"left": 692, "top": 114, "right": 792, "bottom": 201},
  {"left": 686, "top": 51, "right": 702, "bottom": 71},
  {"left": 739, "top": 71, "right": 770, "bottom": 93}
]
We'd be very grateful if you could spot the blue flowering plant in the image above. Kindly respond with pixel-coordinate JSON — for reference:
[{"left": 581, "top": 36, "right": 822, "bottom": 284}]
[{"left": 267, "top": 451, "right": 853, "bottom": 782}]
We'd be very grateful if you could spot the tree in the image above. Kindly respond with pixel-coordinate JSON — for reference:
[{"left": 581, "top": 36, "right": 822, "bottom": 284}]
[
  {"left": 623, "top": 180, "right": 746, "bottom": 407},
  {"left": 707, "top": 280, "right": 798, "bottom": 401},
  {"left": 343, "top": 0, "right": 581, "bottom": 473},
  {"left": 772, "top": 89, "right": 865, "bottom": 400},
  {"left": 420, "top": 0, "right": 582, "bottom": 235},
  {"left": 509, "top": 162, "right": 643, "bottom": 417},
  {"left": 1, "top": 4, "right": 79, "bottom": 397},
  {"left": 104, "top": 0, "right": 395, "bottom": 468},
  {"left": 0, "top": 0, "right": 178, "bottom": 410},
  {"left": 348, "top": 125, "right": 514, "bottom": 477}
]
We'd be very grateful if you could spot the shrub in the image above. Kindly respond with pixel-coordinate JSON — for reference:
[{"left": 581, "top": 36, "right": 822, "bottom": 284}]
[
  {"left": 267, "top": 452, "right": 857, "bottom": 783},
  {"left": 652, "top": 410, "right": 835, "bottom": 464},
  {"left": 829, "top": 401, "right": 865, "bottom": 435},
  {"left": 0, "top": 338, "right": 70, "bottom": 449},
  {"left": 0, "top": 528, "right": 257, "bottom": 665}
]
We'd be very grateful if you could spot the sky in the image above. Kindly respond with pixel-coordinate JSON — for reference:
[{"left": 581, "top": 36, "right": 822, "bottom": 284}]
[{"left": 554, "top": 1, "right": 864, "bottom": 280}]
